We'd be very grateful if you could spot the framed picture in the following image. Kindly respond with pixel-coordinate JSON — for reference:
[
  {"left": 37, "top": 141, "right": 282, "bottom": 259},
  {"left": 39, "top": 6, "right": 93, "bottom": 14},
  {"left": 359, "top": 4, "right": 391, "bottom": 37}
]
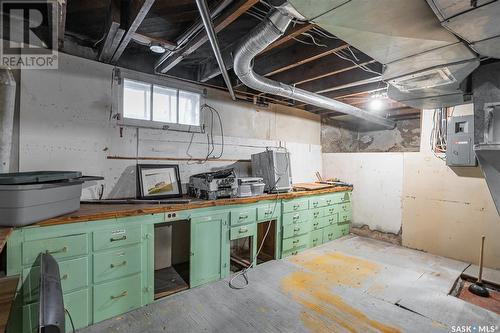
[{"left": 137, "top": 164, "right": 182, "bottom": 199}]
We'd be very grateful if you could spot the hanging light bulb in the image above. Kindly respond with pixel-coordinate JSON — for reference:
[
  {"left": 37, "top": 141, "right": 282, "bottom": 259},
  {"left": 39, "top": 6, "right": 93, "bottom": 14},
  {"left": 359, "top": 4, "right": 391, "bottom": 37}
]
[{"left": 369, "top": 92, "right": 386, "bottom": 111}]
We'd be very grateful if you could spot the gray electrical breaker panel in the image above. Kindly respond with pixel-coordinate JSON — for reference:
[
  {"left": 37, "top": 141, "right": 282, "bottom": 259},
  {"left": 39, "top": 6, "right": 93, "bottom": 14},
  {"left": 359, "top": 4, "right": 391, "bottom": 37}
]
[{"left": 446, "top": 115, "right": 476, "bottom": 167}]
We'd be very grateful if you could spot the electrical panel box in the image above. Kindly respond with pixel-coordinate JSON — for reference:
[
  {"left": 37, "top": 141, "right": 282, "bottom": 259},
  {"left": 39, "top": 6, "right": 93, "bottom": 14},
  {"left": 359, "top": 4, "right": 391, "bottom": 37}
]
[{"left": 446, "top": 115, "right": 476, "bottom": 167}]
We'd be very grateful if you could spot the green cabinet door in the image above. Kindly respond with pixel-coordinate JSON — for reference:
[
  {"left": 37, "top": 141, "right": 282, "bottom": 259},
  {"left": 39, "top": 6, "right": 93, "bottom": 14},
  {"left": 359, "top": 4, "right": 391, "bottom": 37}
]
[{"left": 190, "top": 214, "right": 228, "bottom": 288}]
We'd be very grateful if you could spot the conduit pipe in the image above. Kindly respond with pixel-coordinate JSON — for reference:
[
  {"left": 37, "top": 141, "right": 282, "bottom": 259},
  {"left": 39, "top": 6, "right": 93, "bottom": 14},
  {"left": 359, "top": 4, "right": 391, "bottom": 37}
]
[
  {"left": 233, "top": 9, "right": 396, "bottom": 129},
  {"left": 195, "top": 0, "right": 236, "bottom": 100},
  {"left": 0, "top": 69, "right": 16, "bottom": 173}
]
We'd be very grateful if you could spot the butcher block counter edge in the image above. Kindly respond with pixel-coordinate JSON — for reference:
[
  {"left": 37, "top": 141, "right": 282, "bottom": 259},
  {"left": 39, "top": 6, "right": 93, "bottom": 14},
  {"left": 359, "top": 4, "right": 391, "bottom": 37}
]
[{"left": 31, "top": 186, "right": 353, "bottom": 227}]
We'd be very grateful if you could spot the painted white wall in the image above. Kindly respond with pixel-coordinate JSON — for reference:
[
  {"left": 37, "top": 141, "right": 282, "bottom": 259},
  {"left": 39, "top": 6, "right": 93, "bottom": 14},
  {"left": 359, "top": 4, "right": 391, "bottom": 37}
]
[
  {"left": 322, "top": 152, "right": 404, "bottom": 234},
  {"left": 19, "top": 53, "right": 322, "bottom": 199},
  {"left": 323, "top": 104, "right": 500, "bottom": 268}
]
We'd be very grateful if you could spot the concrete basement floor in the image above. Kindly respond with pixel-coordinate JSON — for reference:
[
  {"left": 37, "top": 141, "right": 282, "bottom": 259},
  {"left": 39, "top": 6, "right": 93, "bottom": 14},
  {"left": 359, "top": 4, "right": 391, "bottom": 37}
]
[{"left": 80, "top": 236, "right": 500, "bottom": 333}]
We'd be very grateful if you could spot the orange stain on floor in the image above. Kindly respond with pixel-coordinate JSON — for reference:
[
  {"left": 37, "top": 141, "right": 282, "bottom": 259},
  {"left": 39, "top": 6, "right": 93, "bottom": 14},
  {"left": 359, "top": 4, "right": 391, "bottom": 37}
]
[{"left": 281, "top": 251, "right": 400, "bottom": 333}]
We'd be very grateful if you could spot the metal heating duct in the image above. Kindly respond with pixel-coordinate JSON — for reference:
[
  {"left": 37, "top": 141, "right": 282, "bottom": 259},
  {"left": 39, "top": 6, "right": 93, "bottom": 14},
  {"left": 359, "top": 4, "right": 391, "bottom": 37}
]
[{"left": 232, "top": 8, "right": 396, "bottom": 129}]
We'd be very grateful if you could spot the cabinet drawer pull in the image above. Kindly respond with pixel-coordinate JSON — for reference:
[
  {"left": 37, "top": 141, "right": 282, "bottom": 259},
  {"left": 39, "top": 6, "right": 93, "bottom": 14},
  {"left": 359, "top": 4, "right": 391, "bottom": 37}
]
[
  {"left": 238, "top": 227, "right": 248, "bottom": 233},
  {"left": 293, "top": 227, "right": 300, "bottom": 232},
  {"left": 292, "top": 239, "right": 300, "bottom": 244},
  {"left": 293, "top": 204, "right": 300, "bottom": 209},
  {"left": 292, "top": 251, "right": 298, "bottom": 255},
  {"left": 110, "top": 235, "right": 127, "bottom": 242},
  {"left": 110, "top": 260, "right": 127, "bottom": 268},
  {"left": 110, "top": 291, "right": 128, "bottom": 300},
  {"left": 45, "top": 246, "right": 67, "bottom": 255},
  {"left": 313, "top": 222, "right": 319, "bottom": 226},
  {"left": 264, "top": 210, "right": 272, "bottom": 215},
  {"left": 239, "top": 215, "right": 248, "bottom": 220},
  {"left": 292, "top": 214, "right": 300, "bottom": 220},
  {"left": 326, "top": 200, "right": 331, "bottom": 204}
]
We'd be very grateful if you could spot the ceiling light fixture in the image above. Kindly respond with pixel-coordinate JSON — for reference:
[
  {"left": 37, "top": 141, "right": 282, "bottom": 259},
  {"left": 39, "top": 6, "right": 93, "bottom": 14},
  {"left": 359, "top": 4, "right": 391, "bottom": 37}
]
[
  {"left": 149, "top": 42, "right": 166, "bottom": 54},
  {"left": 368, "top": 92, "right": 386, "bottom": 111}
]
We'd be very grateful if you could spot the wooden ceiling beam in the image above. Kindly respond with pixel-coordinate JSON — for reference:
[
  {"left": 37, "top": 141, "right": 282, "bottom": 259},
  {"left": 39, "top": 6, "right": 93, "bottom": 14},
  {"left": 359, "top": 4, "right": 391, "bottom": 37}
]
[
  {"left": 296, "top": 68, "right": 379, "bottom": 95},
  {"left": 156, "top": 0, "right": 259, "bottom": 74},
  {"left": 57, "top": 0, "right": 67, "bottom": 49},
  {"left": 198, "top": 22, "right": 315, "bottom": 82},
  {"left": 261, "top": 23, "right": 314, "bottom": 54},
  {"left": 110, "top": 0, "right": 156, "bottom": 64},
  {"left": 99, "top": 0, "right": 124, "bottom": 62},
  {"left": 131, "top": 32, "right": 176, "bottom": 51}
]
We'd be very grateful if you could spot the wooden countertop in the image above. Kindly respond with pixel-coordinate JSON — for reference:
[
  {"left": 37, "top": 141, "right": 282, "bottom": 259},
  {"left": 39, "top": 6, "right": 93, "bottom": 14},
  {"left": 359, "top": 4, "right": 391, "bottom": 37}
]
[
  {"left": 35, "top": 187, "right": 352, "bottom": 227},
  {"left": 0, "top": 275, "right": 19, "bottom": 333}
]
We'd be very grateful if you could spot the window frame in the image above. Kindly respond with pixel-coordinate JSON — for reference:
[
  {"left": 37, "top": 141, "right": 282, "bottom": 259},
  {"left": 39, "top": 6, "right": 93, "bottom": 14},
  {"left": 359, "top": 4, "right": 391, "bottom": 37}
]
[{"left": 115, "top": 69, "right": 206, "bottom": 133}]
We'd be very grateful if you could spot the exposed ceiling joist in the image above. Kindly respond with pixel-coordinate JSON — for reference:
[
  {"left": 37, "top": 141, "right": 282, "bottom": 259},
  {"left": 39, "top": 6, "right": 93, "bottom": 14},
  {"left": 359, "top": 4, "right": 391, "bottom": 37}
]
[
  {"left": 298, "top": 68, "right": 379, "bottom": 93},
  {"left": 99, "top": 0, "right": 124, "bottom": 62},
  {"left": 264, "top": 44, "right": 349, "bottom": 78},
  {"left": 110, "top": 0, "right": 156, "bottom": 64},
  {"left": 57, "top": 0, "right": 67, "bottom": 49},
  {"left": 261, "top": 23, "right": 314, "bottom": 54},
  {"left": 131, "top": 32, "right": 176, "bottom": 51},
  {"left": 198, "top": 22, "right": 315, "bottom": 82},
  {"left": 155, "top": 0, "right": 259, "bottom": 74}
]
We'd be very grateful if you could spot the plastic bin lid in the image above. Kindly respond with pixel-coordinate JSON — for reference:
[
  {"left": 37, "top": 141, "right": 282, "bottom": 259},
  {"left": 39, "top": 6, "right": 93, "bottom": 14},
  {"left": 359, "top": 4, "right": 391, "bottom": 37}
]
[{"left": 0, "top": 171, "right": 82, "bottom": 185}]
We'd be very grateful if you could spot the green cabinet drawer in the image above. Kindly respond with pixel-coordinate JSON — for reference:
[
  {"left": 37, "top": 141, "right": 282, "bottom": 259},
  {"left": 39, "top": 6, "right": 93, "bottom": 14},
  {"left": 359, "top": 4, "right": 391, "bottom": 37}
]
[
  {"left": 339, "top": 210, "right": 352, "bottom": 223},
  {"left": 230, "top": 207, "right": 257, "bottom": 226},
  {"left": 338, "top": 202, "right": 352, "bottom": 222},
  {"left": 22, "top": 234, "right": 88, "bottom": 265},
  {"left": 340, "top": 223, "right": 350, "bottom": 236},
  {"left": 282, "top": 198, "right": 309, "bottom": 213},
  {"left": 323, "top": 225, "right": 341, "bottom": 243},
  {"left": 325, "top": 205, "right": 339, "bottom": 216},
  {"left": 310, "top": 229, "right": 323, "bottom": 248},
  {"left": 93, "top": 226, "right": 142, "bottom": 252},
  {"left": 320, "top": 214, "right": 338, "bottom": 228},
  {"left": 282, "top": 234, "right": 310, "bottom": 252},
  {"left": 93, "top": 273, "right": 142, "bottom": 323},
  {"left": 327, "top": 191, "right": 351, "bottom": 204},
  {"left": 22, "top": 288, "right": 90, "bottom": 333},
  {"left": 64, "top": 288, "right": 91, "bottom": 330},
  {"left": 309, "top": 196, "right": 327, "bottom": 209},
  {"left": 282, "top": 220, "right": 311, "bottom": 239},
  {"left": 93, "top": 243, "right": 142, "bottom": 283},
  {"left": 22, "top": 256, "right": 88, "bottom": 303},
  {"left": 282, "top": 210, "right": 311, "bottom": 226},
  {"left": 256, "top": 204, "right": 279, "bottom": 221},
  {"left": 310, "top": 208, "right": 323, "bottom": 221},
  {"left": 230, "top": 223, "right": 257, "bottom": 241},
  {"left": 282, "top": 245, "right": 307, "bottom": 258}
]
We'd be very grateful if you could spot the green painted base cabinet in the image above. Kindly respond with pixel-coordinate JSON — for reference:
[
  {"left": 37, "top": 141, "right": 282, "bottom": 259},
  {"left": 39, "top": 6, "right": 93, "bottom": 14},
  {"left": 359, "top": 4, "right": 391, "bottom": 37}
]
[{"left": 6, "top": 190, "right": 351, "bottom": 332}]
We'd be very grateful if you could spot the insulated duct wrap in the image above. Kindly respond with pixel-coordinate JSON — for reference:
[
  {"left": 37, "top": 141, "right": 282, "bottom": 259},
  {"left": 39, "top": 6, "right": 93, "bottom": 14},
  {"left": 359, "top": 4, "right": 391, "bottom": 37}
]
[
  {"left": 0, "top": 69, "right": 16, "bottom": 173},
  {"left": 233, "top": 9, "right": 395, "bottom": 129}
]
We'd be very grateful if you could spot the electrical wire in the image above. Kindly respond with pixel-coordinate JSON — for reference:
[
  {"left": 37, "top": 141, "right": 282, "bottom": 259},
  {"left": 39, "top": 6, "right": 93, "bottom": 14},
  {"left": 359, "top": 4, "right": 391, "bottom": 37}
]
[
  {"left": 186, "top": 104, "right": 225, "bottom": 164},
  {"left": 229, "top": 147, "right": 290, "bottom": 289},
  {"left": 430, "top": 108, "right": 448, "bottom": 160},
  {"left": 300, "top": 32, "right": 328, "bottom": 47},
  {"left": 65, "top": 308, "right": 75, "bottom": 333},
  {"left": 333, "top": 49, "right": 382, "bottom": 76}
]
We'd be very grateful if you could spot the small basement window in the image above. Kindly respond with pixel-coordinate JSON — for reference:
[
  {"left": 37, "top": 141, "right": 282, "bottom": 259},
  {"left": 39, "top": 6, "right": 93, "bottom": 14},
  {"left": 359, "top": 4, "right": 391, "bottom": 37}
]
[{"left": 120, "top": 77, "right": 203, "bottom": 131}]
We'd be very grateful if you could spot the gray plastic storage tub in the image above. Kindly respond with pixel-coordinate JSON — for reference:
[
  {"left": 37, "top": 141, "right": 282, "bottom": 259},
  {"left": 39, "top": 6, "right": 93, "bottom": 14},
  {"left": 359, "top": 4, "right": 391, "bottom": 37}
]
[{"left": 0, "top": 180, "right": 83, "bottom": 227}]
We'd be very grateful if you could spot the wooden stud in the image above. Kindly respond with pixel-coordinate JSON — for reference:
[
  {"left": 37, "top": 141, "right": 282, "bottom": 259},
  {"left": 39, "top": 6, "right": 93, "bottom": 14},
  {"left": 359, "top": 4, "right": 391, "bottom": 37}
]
[
  {"left": 110, "top": 0, "right": 156, "bottom": 64},
  {"left": 99, "top": 0, "right": 125, "bottom": 62},
  {"left": 155, "top": 0, "right": 259, "bottom": 73}
]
